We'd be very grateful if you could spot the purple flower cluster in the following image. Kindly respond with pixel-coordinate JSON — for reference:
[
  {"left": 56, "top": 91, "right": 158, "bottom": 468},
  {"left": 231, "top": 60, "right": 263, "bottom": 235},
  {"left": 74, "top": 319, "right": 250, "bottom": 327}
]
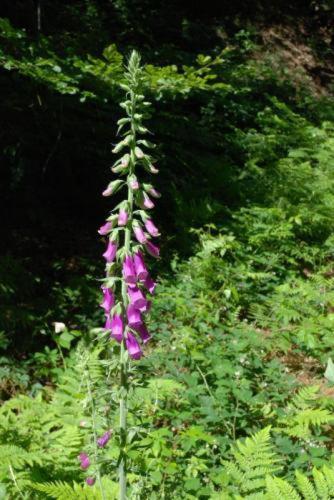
[
  {"left": 98, "top": 175, "right": 160, "bottom": 360},
  {"left": 100, "top": 246, "right": 157, "bottom": 359},
  {"left": 123, "top": 252, "right": 156, "bottom": 359}
]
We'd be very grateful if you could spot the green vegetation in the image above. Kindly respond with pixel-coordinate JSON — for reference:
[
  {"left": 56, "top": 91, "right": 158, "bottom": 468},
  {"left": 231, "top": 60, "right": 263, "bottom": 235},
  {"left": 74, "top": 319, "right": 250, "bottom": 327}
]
[{"left": 1, "top": 1, "right": 334, "bottom": 498}]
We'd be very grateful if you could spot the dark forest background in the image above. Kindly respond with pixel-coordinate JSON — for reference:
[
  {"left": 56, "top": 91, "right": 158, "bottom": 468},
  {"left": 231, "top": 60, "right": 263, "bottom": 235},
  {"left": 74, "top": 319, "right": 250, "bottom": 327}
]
[{"left": 1, "top": 0, "right": 333, "bottom": 354}]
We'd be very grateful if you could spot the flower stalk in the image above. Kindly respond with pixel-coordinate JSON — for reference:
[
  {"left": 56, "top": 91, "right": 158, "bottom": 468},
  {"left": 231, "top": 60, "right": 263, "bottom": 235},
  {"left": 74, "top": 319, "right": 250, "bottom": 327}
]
[
  {"left": 119, "top": 191, "right": 132, "bottom": 499},
  {"left": 97, "top": 51, "right": 160, "bottom": 499}
]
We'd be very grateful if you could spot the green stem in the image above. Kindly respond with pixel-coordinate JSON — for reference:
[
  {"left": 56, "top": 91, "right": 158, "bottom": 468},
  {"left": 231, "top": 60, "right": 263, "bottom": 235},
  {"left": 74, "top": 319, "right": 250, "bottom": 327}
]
[
  {"left": 195, "top": 364, "right": 215, "bottom": 400},
  {"left": 8, "top": 464, "right": 24, "bottom": 499},
  {"left": 87, "top": 373, "right": 106, "bottom": 500},
  {"left": 119, "top": 85, "right": 137, "bottom": 500},
  {"left": 119, "top": 263, "right": 128, "bottom": 500},
  {"left": 55, "top": 339, "right": 67, "bottom": 370}
]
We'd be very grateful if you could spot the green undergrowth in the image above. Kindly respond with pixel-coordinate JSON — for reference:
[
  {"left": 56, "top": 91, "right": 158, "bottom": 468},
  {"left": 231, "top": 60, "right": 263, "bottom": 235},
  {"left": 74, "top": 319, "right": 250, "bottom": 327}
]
[
  {"left": 1, "top": 234, "right": 334, "bottom": 497},
  {"left": 1, "top": 303, "right": 334, "bottom": 498}
]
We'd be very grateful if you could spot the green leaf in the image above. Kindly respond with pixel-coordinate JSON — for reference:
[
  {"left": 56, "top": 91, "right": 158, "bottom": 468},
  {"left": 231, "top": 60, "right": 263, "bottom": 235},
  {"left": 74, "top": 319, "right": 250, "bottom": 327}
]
[
  {"left": 150, "top": 470, "right": 163, "bottom": 484},
  {"left": 58, "top": 331, "right": 75, "bottom": 349},
  {"left": 184, "top": 477, "right": 202, "bottom": 491}
]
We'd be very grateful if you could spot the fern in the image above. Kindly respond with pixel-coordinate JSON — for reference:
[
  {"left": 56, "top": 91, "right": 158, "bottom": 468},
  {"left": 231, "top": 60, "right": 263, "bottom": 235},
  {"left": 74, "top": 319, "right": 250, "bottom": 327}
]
[
  {"left": 223, "top": 427, "right": 281, "bottom": 494},
  {"left": 265, "top": 475, "right": 301, "bottom": 499},
  {"left": 293, "top": 386, "right": 320, "bottom": 408},
  {"left": 283, "top": 408, "right": 333, "bottom": 439},
  {"left": 320, "top": 466, "right": 334, "bottom": 496},
  {"left": 277, "top": 385, "right": 334, "bottom": 439},
  {"left": 312, "top": 468, "right": 329, "bottom": 498},
  {"left": 0, "top": 347, "right": 111, "bottom": 498},
  {"left": 47, "top": 425, "right": 84, "bottom": 467},
  {"left": 295, "top": 470, "right": 317, "bottom": 499},
  {"left": 31, "top": 477, "right": 118, "bottom": 499},
  {"left": 0, "top": 444, "right": 42, "bottom": 471},
  {"left": 31, "top": 480, "right": 94, "bottom": 499},
  {"left": 220, "top": 428, "right": 334, "bottom": 499},
  {"left": 265, "top": 466, "right": 334, "bottom": 499}
]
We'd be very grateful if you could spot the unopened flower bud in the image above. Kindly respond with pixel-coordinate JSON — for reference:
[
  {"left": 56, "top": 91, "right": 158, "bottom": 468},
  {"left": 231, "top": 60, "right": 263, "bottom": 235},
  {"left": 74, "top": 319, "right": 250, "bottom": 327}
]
[
  {"left": 143, "top": 184, "right": 161, "bottom": 198},
  {"left": 78, "top": 453, "right": 90, "bottom": 470},
  {"left": 149, "top": 164, "right": 159, "bottom": 174},
  {"left": 121, "top": 154, "right": 130, "bottom": 167},
  {"left": 148, "top": 187, "right": 161, "bottom": 198},
  {"left": 98, "top": 221, "right": 114, "bottom": 235},
  {"left": 129, "top": 175, "right": 139, "bottom": 190},
  {"left": 133, "top": 223, "right": 147, "bottom": 244},
  {"left": 145, "top": 241, "right": 160, "bottom": 258},
  {"left": 97, "top": 430, "right": 112, "bottom": 448},
  {"left": 118, "top": 209, "right": 128, "bottom": 226},
  {"left": 102, "top": 180, "right": 123, "bottom": 197},
  {"left": 145, "top": 219, "right": 159, "bottom": 237},
  {"left": 135, "top": 147, "right": 145, "bottom": 159},
  {"left": 143, "top": 193, "right": 154, "bottom": 209}
]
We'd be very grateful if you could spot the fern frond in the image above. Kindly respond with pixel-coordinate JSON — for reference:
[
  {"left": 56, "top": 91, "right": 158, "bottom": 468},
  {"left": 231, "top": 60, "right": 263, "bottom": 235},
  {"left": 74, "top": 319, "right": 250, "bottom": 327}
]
[
  {"left": 312, "top": 468, "right": 329, "bottom": 498},
  {"left": 321, "top": 466, "right": 334, "bottom": 495},
  {"left": 86, "top": 348, "right": 105, "bottom": 383},
  {"left": 31, "top": 480, "right": 96, "bottom": 499},
  {"left": 0, "top": 444, "right": 42, "bottom": 470},
  {"left": 223, "top": 427, "right": 281, "bottom": 494},
  {"left": 31, "top": 478, "right": 118, "bottom": 499},
  {"left": 220, "top": 432, "right": 334, "bottom": 498},
  {"left": 31, "top": 480, "right": 80, "bottom": 499},
  {"left": 293, "top": 386, "right": 320, "bottom": 409},
  {"left": 48, "top": 425, "right": 83, "bottom": 457},
  {"left": 244, "top": 493, "right": 267, "bottom": 500},
  {"left": 282, "top": 408, "right": 333, "bottom": 439},
  {"left": 265, "top": 476, "right": 301, "bottom": 500},
  {"left": 294, "top": 408, "right": 333, "bottom": 427},
  {"left": 295, "top": 470, "right": 316, "bottom": 499},
  {"left": 278, "top": 385, "right": 334, "bottom": 440},
  {"left": 224, "top": 461, "right": 244, "bottom": 483}
]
